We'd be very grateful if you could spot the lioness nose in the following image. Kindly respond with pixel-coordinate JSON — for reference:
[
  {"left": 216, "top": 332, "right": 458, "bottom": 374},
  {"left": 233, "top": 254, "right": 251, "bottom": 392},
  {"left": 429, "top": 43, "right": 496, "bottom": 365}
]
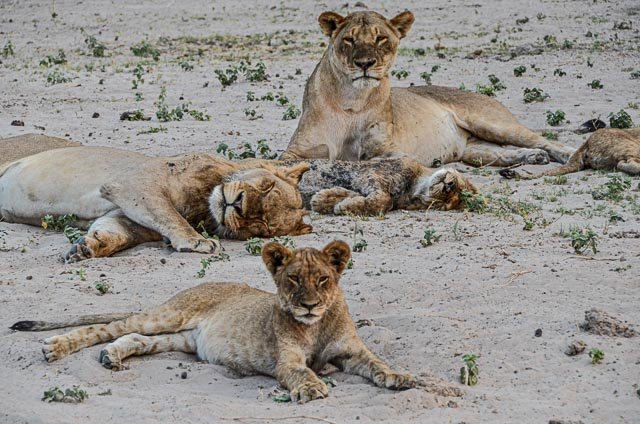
[
  {"left": 354, "top": 58, "right": 376, "bottom": 71},
  {"left": 301, "top": 300, "right": 319, "bottom": 310}
]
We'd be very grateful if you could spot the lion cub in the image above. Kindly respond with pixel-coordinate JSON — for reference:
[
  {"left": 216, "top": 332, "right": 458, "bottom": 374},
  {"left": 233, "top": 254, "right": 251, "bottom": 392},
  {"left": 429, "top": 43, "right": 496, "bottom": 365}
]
[{"left": 12, "top": 241, "right": 416, "bottom": 403}]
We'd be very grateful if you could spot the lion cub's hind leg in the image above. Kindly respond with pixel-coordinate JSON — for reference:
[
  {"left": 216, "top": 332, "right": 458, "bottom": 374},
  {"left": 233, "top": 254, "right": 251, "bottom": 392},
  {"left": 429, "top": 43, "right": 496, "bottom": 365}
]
[
  {"left": 617, "top": 159, "right": 640, "bottom": 175},
  {"left": 310, "top": 187, "right": 359, "bottom": 214},
  {"left": 99, "top": 331, "right": 196, "bottom": 371},
  {"left": 65, "top": 210, "right": 162, "bottom": 263}
]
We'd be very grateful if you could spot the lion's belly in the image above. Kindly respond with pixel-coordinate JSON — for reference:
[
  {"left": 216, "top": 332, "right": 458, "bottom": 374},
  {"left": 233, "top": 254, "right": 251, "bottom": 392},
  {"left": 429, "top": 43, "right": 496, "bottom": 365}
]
[
  {"left": 390, "top": 90, "right": 469, "bottom": 166},
  {"left": 0, "top": 151, "right": 120, "bottom": 223}
]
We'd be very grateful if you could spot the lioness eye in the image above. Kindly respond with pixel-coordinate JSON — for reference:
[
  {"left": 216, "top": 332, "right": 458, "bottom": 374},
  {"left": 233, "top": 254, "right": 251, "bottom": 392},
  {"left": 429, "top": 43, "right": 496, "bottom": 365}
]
[
  {"left": 343, "top": 37, "right": 354, "bottom": 45},
  {"left": 288, "top": 276, "right": 299, "bottom": 285},
  {"left": 376, "top": 36, "right": 387, "bottom": 45},
  {"left": 318, "top": 276, "right": 329, "bottom": 286}
]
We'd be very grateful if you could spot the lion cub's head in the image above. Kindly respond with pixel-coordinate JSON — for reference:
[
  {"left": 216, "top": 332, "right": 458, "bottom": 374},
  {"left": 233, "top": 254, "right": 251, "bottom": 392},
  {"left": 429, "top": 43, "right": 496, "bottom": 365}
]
[
  {"left": 262, "top": 240, "right": 351, "bottom": 325},
  {"left": 209, "top": 163, "right": 313, "bottom": 239},
  {"left": 409, "top": 169, "right": 480, "bottom": 211},
  {"left": 318, "top": 10, "right": 414, "bottom": 89}
]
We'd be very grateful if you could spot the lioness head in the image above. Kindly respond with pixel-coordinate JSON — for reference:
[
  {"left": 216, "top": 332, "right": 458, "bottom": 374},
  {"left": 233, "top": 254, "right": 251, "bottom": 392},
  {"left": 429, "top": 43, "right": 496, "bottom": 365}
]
[
  {"left": 262, "top": 240, "right": 351, "bottom": 325},
  {"left": 408, "top": 169, "right": 480, "bottom": 211},
  {"left": 318, "top": 10, "right": 414, "bottom": 89},
  {"left": 209, "top": 163, "right": 313, "bottom": 239}
]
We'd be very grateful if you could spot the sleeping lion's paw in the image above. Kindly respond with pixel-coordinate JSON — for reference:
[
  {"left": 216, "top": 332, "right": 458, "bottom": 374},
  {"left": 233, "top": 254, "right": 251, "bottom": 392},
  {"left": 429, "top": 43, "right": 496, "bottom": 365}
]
[
  {"left": 522, "top": 148, "right": 550, "bottom": 165},
  {"left": 375, "top": 371, "right": 417, "bottom": 391},
  {"left": 172, "top": 237, "right": 221, "bottom": 254},
  {"left": 290, "top": 380, "right": 329, "bottom": 404},
  {"left": 99, "top": 347, "right": 127, "bottom": 371},
  {"left": 64, "top": 236, "right": 98, "bottom": 263},
  {"left": 311, "top": 188, "right": 355, "bottom": 215},
  {"left": 42, "top": 335, "right": 72, "bottom": 362}
]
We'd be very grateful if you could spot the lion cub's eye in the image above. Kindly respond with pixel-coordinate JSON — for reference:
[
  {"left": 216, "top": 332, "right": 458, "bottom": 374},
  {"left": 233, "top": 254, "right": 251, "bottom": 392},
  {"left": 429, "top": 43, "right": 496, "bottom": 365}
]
[
  {"left": 288, "top": 276, "right": 299, "bottom": 286},
  {"left": 376, "top": 36, "right": 388, "bottom": 45},
  {"left": 343, "top": 37, "right": 354, "bottom": 46},
  {"left": 318, "top": 276, "right": 329, "bottom": 287}
]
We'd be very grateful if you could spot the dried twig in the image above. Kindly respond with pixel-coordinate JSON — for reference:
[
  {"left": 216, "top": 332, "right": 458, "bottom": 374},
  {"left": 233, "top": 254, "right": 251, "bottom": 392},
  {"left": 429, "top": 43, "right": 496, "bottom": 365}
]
[{"left": 224, "top": 416, "right": 338, "bottom": 424}]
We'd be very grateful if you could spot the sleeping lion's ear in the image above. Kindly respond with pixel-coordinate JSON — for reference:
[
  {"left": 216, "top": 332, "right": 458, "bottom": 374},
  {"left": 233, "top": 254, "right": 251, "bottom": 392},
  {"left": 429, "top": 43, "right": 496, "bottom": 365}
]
[
  {"left": 389, "top": 11, "right": 414, "bottom": 38},
  {"left": 282, "top": 162, "right": 311, "bottom": 185},
  {"left": 319, "top": 12, "right": 345, "bottom": 37},
  {"left": 322, "top": 240, "right": 351, "bottom": 275},
  {"left": 262, "top": 242, "right": 293, "bottom": 276}
]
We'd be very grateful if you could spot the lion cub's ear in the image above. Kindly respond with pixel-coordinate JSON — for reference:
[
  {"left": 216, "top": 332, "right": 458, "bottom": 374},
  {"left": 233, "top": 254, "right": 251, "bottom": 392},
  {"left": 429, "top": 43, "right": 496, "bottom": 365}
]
[
  {"left": 389, "top": 11, "right": 414, "bottom": 38},
  {"left": 322, "top": 240, "right": 351, "bottom": 275},
  {"left": 319, "top": 12, "right": 345, "bottom": 37},
  {"left": 281, "top": 162, "right": 311, "bottom": 185},
  {"left": 262, "top": 242, "right": 294, "bottom": 276}
]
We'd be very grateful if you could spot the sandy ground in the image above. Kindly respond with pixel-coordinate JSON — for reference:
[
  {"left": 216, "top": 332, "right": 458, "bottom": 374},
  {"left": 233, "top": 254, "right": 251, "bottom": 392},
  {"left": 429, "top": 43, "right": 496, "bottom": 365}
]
[{"left": 1, "top": 0, "right": 640, "bottom": 423}]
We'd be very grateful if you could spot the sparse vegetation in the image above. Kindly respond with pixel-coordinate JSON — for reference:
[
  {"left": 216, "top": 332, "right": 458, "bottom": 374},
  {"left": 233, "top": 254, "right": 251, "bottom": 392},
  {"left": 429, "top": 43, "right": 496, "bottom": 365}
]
[
  {"left": 523, "top": 87, "right": 549, "bottom": 103},
  {"left": 2, "top": 41, "right": 15, "bottom": 58},
  {"left": 282, "top": 105, "right": 301, "bottom": 120},
  {"left": 553, "top": 68, "right": 566, "bottom": 77},
  {"left": 45, "top": 70, "right": 73, "bottom": 85},
  {"left": 244, "top": 238, "right": 264, "bottom": 255},
  {"left": 391, "top": 69, "right": 409, "bottom": 80},
  {"left": 591, "top": 175, "right": 632, "bottom": 201},
  {"left": 420, "top": 228, "right": 441, "bottom": 247},
  {"left": 545, "top": 110, "right": 566, "bottom": 126},
  {"left": 131, "top": 40, "right": 160, "bottom": 61},
  {"left": 81, "top": 29, "right": 106, "bottom": 57},
  {"left": 587, "top": 79, "right": 603, "bottom": 89},
  {"left": 132, "top": 63, "right": 145, "bottom": 89},
  {"left": 608, "top": 109, "right": 633, "bottom": 129},
  {"left": 588, "top": 348, "right": 604, "bottom": 364},
  {"left": 39, "top": 50, "right": 67, "bottom": 67},
  {"left": 95, "top": 281, "right": 111, "bottom": 295},
  {"left": 195, "top": 253, "right": 230, "bottom": 278},
  {"left": 460, "top": 190, "right": 487, "bottom": 213},
  {"left": 542, "top": 130, "right": 558, "bottom": 140},
  {"left": 63, "top": 226, "right": 86, "bottom": 244},
  {"left": 460, "top": 353, "right": 479, "bottom": 386},
  {"left": 214, "top": 60, "right": 268, "bottom": 88},
  {"left": 476, "top": 74, "right": 505, "bottom": 97},
  {"left": 568, "top": 226, "right": 599, "bottom": 255},
  {"left": 513, "top": 65, "right": 526, "bottom": 77},
  {"left": 216, "top": 139, "right": 277, "bottom": 160},
  {"left": 41, "top": 214, "right": 77, "bottom": 231},
  {"left": 42, "top": 386, "right": 88, "bottom": 403}
]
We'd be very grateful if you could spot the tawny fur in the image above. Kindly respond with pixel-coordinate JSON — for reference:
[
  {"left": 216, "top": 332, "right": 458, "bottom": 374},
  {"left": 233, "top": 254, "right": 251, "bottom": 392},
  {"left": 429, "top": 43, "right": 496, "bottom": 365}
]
[
  {"left": 10, "top": 241, "right": 462, "bottom": 403},
  {"left": 0, "top": 138, "right": 312, "bottom": 262},
  {"left": 0, "top": 133, "right": 81, "bottom": 166},
  {"left": 505, "top": 128, "right": 640, "bottom": 179},
  {"left": 282, "top": 10, "right": 575, "bottom": 167}
]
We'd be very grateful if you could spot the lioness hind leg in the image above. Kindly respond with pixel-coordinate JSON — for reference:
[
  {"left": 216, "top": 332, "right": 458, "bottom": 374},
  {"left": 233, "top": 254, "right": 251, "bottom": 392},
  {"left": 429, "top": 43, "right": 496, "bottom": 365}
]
[
  {"left": 65, "top": 211, "right": 162, "bottom": 263},
  {"left": 311, "top": 187, "right": 359, "bottom": 214},
  {"left": 99, "top": 331, "right": 196, "bottom": 371},
  {"left": 461, "top": 139, "right": 549, "bottom": 167},
  {"left": 617, "top": 159, "right": 640, "bottom": 175}
]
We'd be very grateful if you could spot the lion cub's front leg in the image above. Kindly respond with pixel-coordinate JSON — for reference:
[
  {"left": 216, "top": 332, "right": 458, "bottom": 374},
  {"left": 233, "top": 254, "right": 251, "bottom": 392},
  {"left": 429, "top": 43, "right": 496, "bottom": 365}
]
[
  {"left": 276, "top": 348, "right": 329, "bottom": 403},
  {"left": 331, "top": 338, "right": 416, "bottom": 391}
]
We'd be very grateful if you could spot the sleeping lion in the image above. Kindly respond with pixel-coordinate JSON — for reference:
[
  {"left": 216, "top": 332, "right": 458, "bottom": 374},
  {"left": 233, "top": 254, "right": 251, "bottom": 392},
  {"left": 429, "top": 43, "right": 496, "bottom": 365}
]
[
  {"left": 282, "top": 10, "right": 575, "bottom": 167},
  {"left": 0, "top": 139, "right": 312, "bottom": 262}
]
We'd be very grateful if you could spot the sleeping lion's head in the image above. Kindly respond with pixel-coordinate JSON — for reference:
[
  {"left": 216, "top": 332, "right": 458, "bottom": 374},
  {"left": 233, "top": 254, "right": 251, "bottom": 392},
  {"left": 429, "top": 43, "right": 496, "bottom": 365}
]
[
  {"left": 262, "top": 240, "right": 351, "bottom": 325},
  {"left": 209, "top": 163, "right": 313, "bottom": 239},
  {"left": 406, "top": 168, "right": 480, "bottom": 211},
  {"left": 318, "top": 10, "right": 414, "bottom": 89}
]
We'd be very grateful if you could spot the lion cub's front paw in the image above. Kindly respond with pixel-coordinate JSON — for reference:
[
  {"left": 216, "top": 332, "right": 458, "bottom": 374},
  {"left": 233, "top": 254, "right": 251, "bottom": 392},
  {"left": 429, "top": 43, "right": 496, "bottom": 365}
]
[
  {"left": 172, "top": 237, "right": 221, "bottom": 254},
  {"left": 290, "top": 380, "right": 329, "bottom": 404},
  {"left": 311, "top": 188, "right": 355, "bottom": 215},
  {"left": 65, "top": 236, "right": 97, "bottom": 263},
  {"left": 375, "top": 371, "right": 417, "bottom": 391},
  {"left": 99, "top": 347, "right": 127, "bottom": 371},
  {"left": 42, "top": 335, "right": 72, "bottom": 362}
]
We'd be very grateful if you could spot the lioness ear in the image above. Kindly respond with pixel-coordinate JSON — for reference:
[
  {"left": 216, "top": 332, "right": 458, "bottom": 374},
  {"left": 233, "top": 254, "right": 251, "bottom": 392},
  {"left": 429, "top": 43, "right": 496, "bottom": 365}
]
[
  {"left": 319, "top": 12, "right": 345, "bottom": 37},
  {"left": 282, "top": 162, "right": 311, "bottom": 185},
  {"left": 322, "top": 240, "right": 351, "bottom": 275},
  {"left": 389, "top": 11, "right": 414, "bottom": 38},
  {"left": 262, "top": 242, "right": 293, "bottom": 276}
]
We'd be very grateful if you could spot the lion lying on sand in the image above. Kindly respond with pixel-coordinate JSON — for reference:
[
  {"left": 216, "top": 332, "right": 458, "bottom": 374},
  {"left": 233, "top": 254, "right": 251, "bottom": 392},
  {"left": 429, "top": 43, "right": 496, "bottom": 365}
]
[
  {"left": 282, "top": 10, "right": 575, "bottom": 167},
  {"left": 11, "top": 241, "right": 462, "bottom": 403}
]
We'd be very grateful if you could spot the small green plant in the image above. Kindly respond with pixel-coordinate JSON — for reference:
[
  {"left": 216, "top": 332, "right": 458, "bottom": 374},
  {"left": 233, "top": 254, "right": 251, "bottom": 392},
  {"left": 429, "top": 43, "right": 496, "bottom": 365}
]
[
  {"left": 544, "top": 175, "right": 568, "bottom": 185},
  {"left": 261, "top": 92, "right": 275, "bottom": 101},
  {"left": 460, "top": 190, "right": 487, "bottom": 213},
  {"left": 216, "top": 139, "right": 277, "bottom": 160},
  {"left": 587, "top": 79, "right": 603, "bottom": 89},
  {"left": 2, "top": 40, "right": 14, "bottom": 58},
  {"left": 63, "top": 226, "right": 86, "bottom": 244},
  {"left": 352, "top": 226, "right": 367, "bottom": 253},
  {"left": 81, "top": 29, "right": 106, "bottom": 57},
  {"left": 214, "top": 66, "right": 238, "bottom": 88},
  {"left": 513, "top": 65, "right": 527, "bottom": 77},
  {"left": 542, "top": 130, "right": 558, "bottom": 140},
  {"left": 608, "top": 109, "right": 633, "bottom": 129},
  {"left": 275, "top": 93, "right": 290, "bottom": 106},
  {"left": 132, "top": 63, "right": 145, "bottom": 89},
  {"left": 245, "top": 238, "right": 265, "bottom": 255},
  {"left": 543, "top": 34, "right": 557, "bottom": 46},
  {"left": 179, "top": 60, "right": 194, "bottom": 71},
  {"left": 460, "top": 353, "right": 479, "bottom": 386},
  {"left": 476, "top": 74, "right": 505, "bottom": 97},
  {"left": 420, "top": 228, "right": 441, "bottom": 247},
  {"left": 568, "top": 226, "right": 599, "bottom": 255},
  {"left": 588, "top": 348, "right": 604, "bottom": 364},
  {"left": 75, "top": 268, "right": 87, "bottom": 281},
  {"left": 270, "top": 236, "right": 296, "bottom": 250},
  {"left": 523, "top": 87, "right": 549, "bottom": 103},
  {"left": 42, "top": 386, "right": 88, "bottom": 403},
  {"left": 121, "top": 109, "right": 146, "bottom": 121},
  {"left": 45, "top": 70, "right": 72, "bottom": 85},
  {"left": 95, "top": 281, "right": 111, "bottom": 295},
  {"left": 631, "top": 70, "right": 640, "bottom": 79},
  {"left": 246, "top": 91, "right": 256, "bottom": 101},
  {"left": 137, "top": 126, "right": 167, "bottom": 135},
  {"left": 188, "top": 109, "right": 211, "bottom": 121},
  {"left": 155, "top": 87, "right": 187, "bottom": 122},
  {"left": 244, "top": 61, "right": 268, "bottom": 82},
  {"left": 131, "top": 40, "right": 160, "bottom": 61},
  {"left": 39, "top": 49, "right": 67, "bottom": 67},
  {"left": 256, "top": 139, "right": 277, "bottom": 159},
  {"left": 195, "top": 253, "right": 230, "bottom": 278},
  {"left": 553, "top": 68, "right": 566, "bottom": 77},
  {"left": 282, "top": 105, "right": 301, "bottom": 121},
  {"left": 391, "top": 69, "right": 409, "bottom": 79},
  {"left": 545, "top": 110, "right": 566, "bottom": 126},
  {"left": 591, "top": 175, "right": 632, "bottom": 201},
  {"left": 41, "top": 214, "right": 77, "bottom": 231},
  {"left": 196, "top": 221, "right": 217, "bottom": 240},
  {"left": 244, "top": 107, "right": 263, "bottom": 120}
]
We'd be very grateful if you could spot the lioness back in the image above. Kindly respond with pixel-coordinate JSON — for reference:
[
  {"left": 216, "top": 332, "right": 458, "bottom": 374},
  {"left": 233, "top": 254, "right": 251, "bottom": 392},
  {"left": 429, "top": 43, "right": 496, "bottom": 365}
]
[{"left": 0, "top": 134, "right": 81, "bottom": 168}]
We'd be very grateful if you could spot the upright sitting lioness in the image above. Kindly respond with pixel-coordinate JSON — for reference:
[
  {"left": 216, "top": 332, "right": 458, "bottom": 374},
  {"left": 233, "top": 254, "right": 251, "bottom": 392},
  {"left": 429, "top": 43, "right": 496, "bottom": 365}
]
[
  {"left": 283, "top": 10, "right": 575, "bottom": 167},
  {"left": 12, "top": 241, "right": 427, "bottom": 403},
  {"left": 0, "top": 145, "right": 312, "bottom": 261}
]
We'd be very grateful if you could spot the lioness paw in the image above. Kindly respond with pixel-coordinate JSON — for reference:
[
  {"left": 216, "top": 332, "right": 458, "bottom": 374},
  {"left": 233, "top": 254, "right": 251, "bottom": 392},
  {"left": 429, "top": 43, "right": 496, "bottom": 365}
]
[
  {"left": 290, "top": 380, "right": 329, "bottom": 404},
  {"left": 522, "top": 149, "right": 550, "bottom": 165},
  {"left": 64, "top": 236, "right": 97, "bottom": 263},
  {"left": 173, "top": 237, "right": 221, "bottom": 254},
  {"left": 99, "top": 348, "right": 127, "bottom": 371},
  {"left": 376, "top": 371, "right": 417, "bottom": 391},
  {"left": 42, "top": 336, "right": 71, "bottom": 362}
]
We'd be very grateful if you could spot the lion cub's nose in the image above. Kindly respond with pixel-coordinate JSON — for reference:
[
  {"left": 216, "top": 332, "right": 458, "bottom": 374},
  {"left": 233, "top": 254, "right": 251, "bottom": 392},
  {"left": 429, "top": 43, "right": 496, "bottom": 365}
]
[
  {"left": 300, "top": 300, "right": 319, "bottom": 310},
  {"left": 354, "top": 58, "right": 376, "bottom": 71}
]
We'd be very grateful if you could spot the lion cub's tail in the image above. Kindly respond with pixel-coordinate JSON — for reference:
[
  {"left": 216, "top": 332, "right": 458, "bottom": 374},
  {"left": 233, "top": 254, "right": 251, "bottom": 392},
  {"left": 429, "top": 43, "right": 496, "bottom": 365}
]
[{"left": 10, "top": 312, "right": 134, "bottom": 331}]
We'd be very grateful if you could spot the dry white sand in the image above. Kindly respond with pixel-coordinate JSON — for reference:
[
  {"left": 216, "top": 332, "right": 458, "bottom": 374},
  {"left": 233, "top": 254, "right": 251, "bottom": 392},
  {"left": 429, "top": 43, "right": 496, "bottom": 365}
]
[{"left": 1, "top": 0, "right": 639, "bottom": 423}]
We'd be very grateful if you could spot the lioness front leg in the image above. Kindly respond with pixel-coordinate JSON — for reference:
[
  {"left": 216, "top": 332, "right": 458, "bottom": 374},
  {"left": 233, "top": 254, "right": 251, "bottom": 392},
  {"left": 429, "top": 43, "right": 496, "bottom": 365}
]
[
  {"left": 276, "top": 348, "right": 329, "bottom": 403},
  {"left": 65, "top": 210, "right": 162, "bottom": 262},
  {"left": 100, "top": 183, "right": 220, "bottom": 254},
  {"left": 462, "top": 139, "right": 549, "bottom": 167},
  {"left": 331, "top": 339, "right": 416, "bottom": 390}
]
